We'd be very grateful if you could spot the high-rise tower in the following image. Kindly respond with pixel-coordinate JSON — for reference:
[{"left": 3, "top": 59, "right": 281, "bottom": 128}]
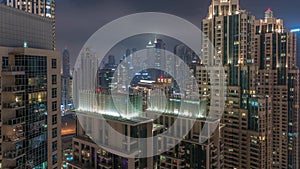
[
  {"left": 0, "top": 5, "right": 62, "bottom": 169},
  {"left": 202, "top": 0, "right": 299, "bottom": 168},
  {"left": 5, "top": 0, "right": 55, "bottom": 19},
  {"left": 4, "top": 0, "right": 56, "bottom": 49},
  {"left": 62, "top": 48, "right": 71, "bottom": 110},
  {"left": 253, "top": 9, "right": 299, "bottom": 168}
]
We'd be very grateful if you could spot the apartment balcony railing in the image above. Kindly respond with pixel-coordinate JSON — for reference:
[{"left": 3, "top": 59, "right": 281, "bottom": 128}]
[
  {"left": 98, "top": 162, "right": 113, "bottom": 169},
  {"left": 2, "top": 66, "right": 25, "bottom": 75},
  {"left": 3, "top": 132, "right": 25, "bottom": 143},
  {"left": 4, "top": 116, "right": 25, "bottom": 126},
  {"left": 3, "top": 149, "right": 25, "bottom": 160},
  {"left": 3, "top": 102, "right": 25, "bottom": 110},
  {"left": 2, "top": 86, "right": 25, "bottom": 93}
]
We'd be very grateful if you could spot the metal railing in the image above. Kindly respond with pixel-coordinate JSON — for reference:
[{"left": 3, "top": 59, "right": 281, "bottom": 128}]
[
  {"left": 2, "top": 86, "right": 25, "bottom": 92},
  {"left": 2, "top": 66, "right": 25, "bottom": 72}
]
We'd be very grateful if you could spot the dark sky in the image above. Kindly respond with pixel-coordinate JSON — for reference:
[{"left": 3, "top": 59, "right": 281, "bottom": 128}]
[{"left": 55, "top": 0, "right": 300, "bottom": 67}]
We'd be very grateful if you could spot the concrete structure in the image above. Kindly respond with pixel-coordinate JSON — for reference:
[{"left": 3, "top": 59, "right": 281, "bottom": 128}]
[
  {"left": 0, "top": 47, "right": 62, "bottom": 169},
  {"left": 0, "top": 4, "right": 54, "bottom": 50}
]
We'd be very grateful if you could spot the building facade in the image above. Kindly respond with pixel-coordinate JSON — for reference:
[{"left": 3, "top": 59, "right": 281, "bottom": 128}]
[
  {"left": 0, "top": 4, "right": 54, "bottom": 50},
  {"left": 0, "top": 47, "right": 62, "bottom": 169},
  {"left": 3, "top": 0, "right": 56, "bottom": 49},
  {"left": 5, "top": 0, "right": 55, "bottom": 19},
  {"left": 202, "top": 0, "right": 299, "bottom": 168}
]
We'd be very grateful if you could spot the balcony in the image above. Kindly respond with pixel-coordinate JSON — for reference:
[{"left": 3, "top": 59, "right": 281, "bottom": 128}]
[
  {"left": 2, "top": 86, "right": 25, "bottom": 94},
  {"left": 3, "top": 149, "right": 25, "bottom": 160},
  {"left": 98, "top": 162, "right": 112, "bottom": 169},
  {"left": 2, "top": 66, "right": 25, "bottom": 76},
  {"left": 98, "top": 153, "right": 112, "bottom": 161},
  {"left": 3, "top": 102, "right": 25, "bottom": 110},
  {"left": 3, "top": 131, "right": 25, "bottom": 143},
  {"left": 4, "top": 117, "right": 25, "bottom": 126}
]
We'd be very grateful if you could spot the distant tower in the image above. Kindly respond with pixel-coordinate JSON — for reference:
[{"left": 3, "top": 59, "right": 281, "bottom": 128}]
[
  {"left": 61, "top": 48, "right": 71, "bottom": 110},
  {"left": 73, "top": 48, "right": 98, "bottom": 108},
  {"left": 146, "top": 38, "right": 166, "bottom": 80},
  {"left": 62, "top": 48, "right": 70, "bottom": 77},
  {"left": 108, "top": 55, "right": 115, "bottom": 65}
]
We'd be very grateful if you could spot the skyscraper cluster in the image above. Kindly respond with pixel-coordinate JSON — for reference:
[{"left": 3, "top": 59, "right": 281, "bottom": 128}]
[
  {"left": 202, "top": 0, "right": 299, "bottom": 168},
  {"left": 68, "top": 0, "right": 300, "bottom": 169},
  {"left": 68, "top": 0, "right": 299, "bottom": 169}
]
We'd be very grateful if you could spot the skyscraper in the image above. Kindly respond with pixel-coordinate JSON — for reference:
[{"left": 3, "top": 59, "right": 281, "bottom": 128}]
[
  {"left": 4, "top": 0, "right": 56, "bottom": 49},
  {"left": 146, "top": 39, "right": 166, "bottom": 80},
  {"left": 291, "top": 28, "right": 300, "bottom": 68},
  {"left": 0, "top": 4, "right": 61, "bottom": 169},
  {"left": 253, "top": 10, "right": 299, "bottom": 168},
  {"left": 62, "top": 48, "right": 71, "bottom": 110},
  {"left": 5, "top": 0, "right": 55, "bottom": 19},
  {"left": 0, "top": 4, "right": 54, "bottom": 50},
  {"left": 0, "top": 47, "right": 62, "bottom": 169},
  {"left": 202, "top": 0, "right": 299, "bottom": 168},
  {"left": 62, "top": 48, "right": 71, "bottom": 77},
  {"left": 73, "top": 48, "right": 99, "bottom": 109}
]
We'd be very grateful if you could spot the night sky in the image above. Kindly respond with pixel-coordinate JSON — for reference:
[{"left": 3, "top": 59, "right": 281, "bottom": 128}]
[{"left": 55, "top": 0, "right": 300, "bottom": 67}]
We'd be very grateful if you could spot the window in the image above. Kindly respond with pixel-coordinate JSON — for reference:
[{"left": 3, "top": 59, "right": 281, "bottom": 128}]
[
  {"left": 52, "top": 141, "right": 57, "bottom": 152},
  {"left": 52, "top": 101, "right": 57, "bottom": 111},
  {"left": 52, "top": 128, "right": 57, "bottom": 138},
  {"left": 52, "top": 75, "right": 57, "bottom": 85},
  {"left": 52, "top": 114, "right": 57, "bottom": 125},
  {"left": 52, "top": 88, "right": 57, "bottom": 98},
  {"left": 52, "top": 59, "right": 57, "bottom": 69},
  {"left": 2, "top": 57, "right": 8, "bottom": 68},
  {"left": 52, "top": 154, "right": 58, "bottom": 164}
]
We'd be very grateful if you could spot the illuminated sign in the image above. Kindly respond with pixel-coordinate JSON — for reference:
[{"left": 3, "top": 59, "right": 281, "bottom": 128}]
[{"left": 157, "top": 78, "right": 172, "bottom": 84}]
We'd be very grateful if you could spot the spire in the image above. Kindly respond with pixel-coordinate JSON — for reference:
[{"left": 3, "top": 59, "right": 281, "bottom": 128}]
[{"left": 264, "top": 8, "right": 274, "bottom": 20}]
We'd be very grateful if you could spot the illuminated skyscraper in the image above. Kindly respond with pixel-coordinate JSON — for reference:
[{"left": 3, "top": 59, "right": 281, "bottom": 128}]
[
  {"left": 202, "top": 0, "right": 299, "bottom": 168},
  {"left": 291, "top": 28, "right": 300, "bottom": 68},
  {"left": 5, "top": 0, "right": 55, "bottom": 19},
  {"left": 0, "top": 4, "right": 62, "bottom": 169},
  {"left": 73, "top": 48, "right": 98, "bottom": 109},
  {"left": 146, "top": 39, "right": 166, "bottom": 79},
  {"left": 4, "top": 0, "right": 56, "bottom": 49}
]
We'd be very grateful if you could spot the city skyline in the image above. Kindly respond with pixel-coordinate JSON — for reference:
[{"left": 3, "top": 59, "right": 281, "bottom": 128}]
[
  {"left": 55, "top": 0, "right": 300, "bottom": 67},
  {"left": 0, "top": 0, "right": 299, "bottom": 168}
]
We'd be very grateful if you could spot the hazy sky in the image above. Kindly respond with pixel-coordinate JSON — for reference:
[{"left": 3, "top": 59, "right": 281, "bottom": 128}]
[{"left": 55, "top": 0, "right": 300, "bottom": 67}]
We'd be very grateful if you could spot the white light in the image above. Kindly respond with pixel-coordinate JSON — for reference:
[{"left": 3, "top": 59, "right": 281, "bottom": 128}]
[{"left": 291, "top": 28, "right": 300, "bottom": 33}]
